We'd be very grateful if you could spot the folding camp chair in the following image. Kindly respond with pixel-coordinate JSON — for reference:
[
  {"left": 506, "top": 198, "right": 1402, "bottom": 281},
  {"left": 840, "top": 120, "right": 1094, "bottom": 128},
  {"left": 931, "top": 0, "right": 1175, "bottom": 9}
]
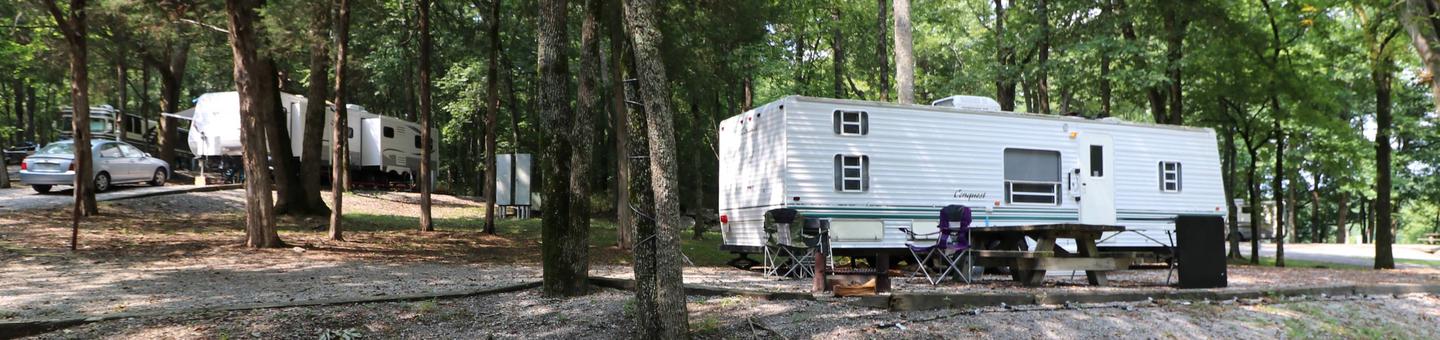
[
  {"left": 763, "top": 208, "right": 808, "bottom": 278},
  {"left": 902, "top": 205, "right": 974, "bottom": 285}
]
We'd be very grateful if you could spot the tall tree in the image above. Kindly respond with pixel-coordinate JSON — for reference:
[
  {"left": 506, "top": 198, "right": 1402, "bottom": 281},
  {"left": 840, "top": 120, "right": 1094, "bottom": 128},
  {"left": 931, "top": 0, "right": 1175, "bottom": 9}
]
[
  {"left": 135, "top": 2, "right": 192, "bottom": 171},
  {"left": 1114, "top": 0, "right": 1166, "bottom": 122},
  {"left": 609, "top": 0, "right": 633, "bottom": 249},
  {"left": 892, "top": 0, "right": 914, "bottom": 104},
  {"left": 329, "top": 0, "right": 351, "bottom": 241},
  {"left": 1162, "top": 4, "right": 1188, "bottom": 124},
  {"left": 300, "top": 0, "right": 333, "bottom": 216},
  {"left": 876, "top": 0, "right": 889, "bottom": 102},
  {"left": 568, "top": 0, "right": 601, "bottom": 267},
  {"left": 224, "top": 0, "right": 282, "bottom": 248},
  {"left": 417, "top": 0, "right": 435, "bottom": 232},
  {"left": 624, "top": 0, "right": 689, "bottom": 336},
  {"left": 261, "top": 57, "right": 303, "bottom": 215},
  {"left": 993, "top": 0, "right": 1016, "bottom": 110},
  {"left": 481, "top": 0, "right": 502, "bottom": 235},
  {"left": 538, "top": 0, "right": 584, "bottom": 297},
  {"left": 1034, "top": 0, "right": 1051, "bottom": 114},
  {"left": 1357, "top": 1, "right": 1401, "bottom": 269},
  {"left": 1272, "top": 118, "right": 1286, "bottom": 267},
  {"left": 831, "top": 5, "right": 845, "bottom": 98},
  {"left": 40, "top": 0, "right": 98, "bottom": 244}
]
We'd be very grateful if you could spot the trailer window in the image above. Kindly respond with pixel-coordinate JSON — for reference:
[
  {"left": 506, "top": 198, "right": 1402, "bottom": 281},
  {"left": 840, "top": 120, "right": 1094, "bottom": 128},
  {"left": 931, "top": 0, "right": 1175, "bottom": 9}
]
[
  {"left": 414, "top": 136, "right": 422, "bottom": 148},
  {"left": 833, "top": 154, "right": 869, "bottom": 192},
  {"left": 1159, "top": 161, "right": 1181, "bottom": 192},
  {"left": 383, "top": 127, "right": 395, "bottom": 138},
  {"left": 1003, "top": 149, "right": 1060, "bottom": 205},
  {"left": 832, "top": 110, "right": 868, "bottom": 136}
]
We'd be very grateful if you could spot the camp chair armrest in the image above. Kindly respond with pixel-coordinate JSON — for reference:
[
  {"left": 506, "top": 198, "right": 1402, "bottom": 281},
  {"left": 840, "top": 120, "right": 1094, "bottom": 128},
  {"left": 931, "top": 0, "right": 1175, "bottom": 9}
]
[{"left": 899, "top": 228, "right": 940, "bottom": 239}]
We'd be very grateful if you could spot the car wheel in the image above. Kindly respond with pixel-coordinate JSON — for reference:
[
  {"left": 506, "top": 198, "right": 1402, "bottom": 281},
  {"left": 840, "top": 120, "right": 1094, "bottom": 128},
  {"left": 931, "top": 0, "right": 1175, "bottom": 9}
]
[
  {"left": 32, "top": 185, "right": 52, "bottom": 194},
  {"left": 95, "top": 172, "right": 111, "bottom": 192},
  {"left": 150, "top": 168, "right": 167, "bottom": 186}
]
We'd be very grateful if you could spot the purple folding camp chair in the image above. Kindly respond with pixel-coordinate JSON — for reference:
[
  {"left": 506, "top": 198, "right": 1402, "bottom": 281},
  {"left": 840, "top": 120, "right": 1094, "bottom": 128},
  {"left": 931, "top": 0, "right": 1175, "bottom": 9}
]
[{"left": 902, "top": 205, "right": 974, "bottom": 285}]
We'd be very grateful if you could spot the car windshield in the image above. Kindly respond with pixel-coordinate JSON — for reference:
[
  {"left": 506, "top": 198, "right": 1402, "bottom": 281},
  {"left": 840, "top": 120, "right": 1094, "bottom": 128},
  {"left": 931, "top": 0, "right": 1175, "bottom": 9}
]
[{"left": 35, "top": 143, "right": 76, "bottom": 155}]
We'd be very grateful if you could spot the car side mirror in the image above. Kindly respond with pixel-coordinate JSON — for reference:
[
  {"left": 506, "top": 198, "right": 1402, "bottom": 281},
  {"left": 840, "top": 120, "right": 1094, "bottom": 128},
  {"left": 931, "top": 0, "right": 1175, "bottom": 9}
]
[{"left": 144, "top": 152, "right": 152, "bottom": 158}]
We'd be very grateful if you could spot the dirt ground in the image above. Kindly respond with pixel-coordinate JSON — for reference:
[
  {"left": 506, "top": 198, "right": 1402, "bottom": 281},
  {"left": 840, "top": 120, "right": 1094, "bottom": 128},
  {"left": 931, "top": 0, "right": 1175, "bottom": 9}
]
[
  {"left": 4, "top": 189, "right": 1440, "bottom": 339},
  {"left": 23, "top": 288, "right": 1440, "bottom": 339}
]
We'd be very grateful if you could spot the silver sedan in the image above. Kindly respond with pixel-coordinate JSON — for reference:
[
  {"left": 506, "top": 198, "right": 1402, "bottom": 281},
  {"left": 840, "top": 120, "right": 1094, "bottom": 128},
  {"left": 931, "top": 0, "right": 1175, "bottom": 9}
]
[{"left": 18, "top": 140, "right": 171, "bottom": 193}]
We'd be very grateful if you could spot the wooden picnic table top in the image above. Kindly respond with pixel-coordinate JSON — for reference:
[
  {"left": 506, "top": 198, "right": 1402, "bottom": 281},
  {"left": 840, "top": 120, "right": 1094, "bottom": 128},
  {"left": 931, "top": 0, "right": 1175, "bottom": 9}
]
[{"left": 969, "top": 223, "right": 1126, "bottom": 234}]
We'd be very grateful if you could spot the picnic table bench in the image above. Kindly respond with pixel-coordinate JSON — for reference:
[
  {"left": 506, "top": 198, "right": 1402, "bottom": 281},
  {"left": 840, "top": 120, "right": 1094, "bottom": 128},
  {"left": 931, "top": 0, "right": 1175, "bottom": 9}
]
[
  {"left": 1422, "top": 233, "right": 1440, "bottom": 245},
  {"left": 970, "top": 223, "right": 1132, "bottom": 287}
]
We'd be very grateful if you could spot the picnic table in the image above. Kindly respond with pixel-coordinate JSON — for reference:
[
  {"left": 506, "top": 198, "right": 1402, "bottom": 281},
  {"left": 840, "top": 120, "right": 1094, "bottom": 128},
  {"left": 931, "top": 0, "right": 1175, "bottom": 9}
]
[
  {"left": 1422, "top": 233, "right": 1440, "bottom": 245},
  {"left": 970, "top": 223, "right": 1132, "bottom": 287}
]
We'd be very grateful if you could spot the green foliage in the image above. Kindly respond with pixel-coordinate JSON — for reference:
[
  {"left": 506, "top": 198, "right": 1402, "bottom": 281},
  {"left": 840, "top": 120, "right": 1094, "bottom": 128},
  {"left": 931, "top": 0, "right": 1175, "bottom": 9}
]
[{"left": 318, "top": 328, "right": 363, "bottom": 340}]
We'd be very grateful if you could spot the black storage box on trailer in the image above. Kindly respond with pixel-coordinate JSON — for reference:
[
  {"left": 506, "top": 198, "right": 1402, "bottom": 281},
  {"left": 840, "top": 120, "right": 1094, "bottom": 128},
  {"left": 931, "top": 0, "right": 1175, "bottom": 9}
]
[{"left": 1176, "top": 215, "right": 1227, "bottom": 289}]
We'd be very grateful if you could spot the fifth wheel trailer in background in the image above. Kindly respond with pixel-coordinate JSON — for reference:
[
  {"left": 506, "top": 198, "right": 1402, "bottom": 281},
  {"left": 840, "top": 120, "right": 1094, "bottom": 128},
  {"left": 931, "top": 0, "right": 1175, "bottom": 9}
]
[{"left": 185, "top": 91, "right": 437, "bottom": 188}]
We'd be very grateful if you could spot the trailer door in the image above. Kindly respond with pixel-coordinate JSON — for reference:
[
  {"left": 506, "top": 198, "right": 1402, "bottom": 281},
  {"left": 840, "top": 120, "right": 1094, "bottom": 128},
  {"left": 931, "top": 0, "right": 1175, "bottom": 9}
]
[{"left": 1077, "top": 133, "right": 1116, "bottom": 224}]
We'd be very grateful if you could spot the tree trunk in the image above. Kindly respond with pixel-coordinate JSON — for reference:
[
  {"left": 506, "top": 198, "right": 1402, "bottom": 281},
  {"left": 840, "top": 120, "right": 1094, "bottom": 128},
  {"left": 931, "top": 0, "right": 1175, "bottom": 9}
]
[
  {"left": 1336, "top": 193, "right": 1349, "bottom": 244},
  {"left": 1247, "top": 146, "right": 1261, "bottom": 264},
  {"left": 224, "top": 0, "right": 283, "bottom": 248},
  {"left": 1034, "top": 0, "right": 1050, "bottom": 114},
  {"left": 1310, "top": 172, "right": 1322, "bottom": 243},
  {"left": 1223, "top": 125, "right": 1241, "bottom": 259},
  {"left": 831, "top": 6, "right": 846, "bottom": 98},
  {"left": 43, "top": 0, "right": 98, "bottom": 231},
  {"left": 1162, "top": 6, "right": 1187, "bottom": 125},
  {"left": 1114, "top": 0, "right": 1166, "bottom": 123},
  {"left": 300, "top": 0, "right": 333, "bottom": 216},
  {"left": 1374, "top": 58, "right": 1395, "bottom": 269},
  {"left": 261, "top": 58, "right": 303, "bottom": 215},
  {"left": 538, "top": 0, "right": 585, "bottom": 297},
  {"left": 876, "top": 0, "right": 889, "bottom": 102},
  {"left": 1271, "top": 114, "right": 1285, "bottom": 267},
  {"left": 624, "top": 0, "right": 690, "bottom": 336},
  {"left": 892, "top": 0, "right": 914, "bottom": 104},
  {"left": 153, "top": 41, "right": 190, "bottom": 171},
  {"left": 482, "top": 0, "right": 503, "bottom": 235},
  {"left": 607, "top": 0, "right": 631, "bottom": 249},
  {"left": 563, "top": 0, "right": 601, "bottom": 289},
  {"left": 993, "top": 0, "right": 1015, "bottom": 111},
  {"left": 418, "top": 0, "right": 434, "bottom": 232},
  {"left": 114, "top": 47, "right": 126, "bottom": 139},
  {"left": 329, "top": 0, "right": 351, "bottom": 241},
  {"left": 27, "top": 84, "right": 38, "bottom": 143}
]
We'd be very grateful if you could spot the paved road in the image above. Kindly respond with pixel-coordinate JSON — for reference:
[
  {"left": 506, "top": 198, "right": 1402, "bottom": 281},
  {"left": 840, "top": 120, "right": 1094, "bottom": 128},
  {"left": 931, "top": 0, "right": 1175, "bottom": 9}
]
[
  {"left": 0, "top": 180, "right": 240, "bottom": 212},
  {"left": 1231, "top": 243, "right": 1440, "bottom": 268}
]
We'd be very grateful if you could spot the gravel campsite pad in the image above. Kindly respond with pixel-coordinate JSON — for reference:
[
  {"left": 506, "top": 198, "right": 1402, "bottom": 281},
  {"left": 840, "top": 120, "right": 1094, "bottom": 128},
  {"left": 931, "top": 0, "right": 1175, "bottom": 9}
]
[
  {"left": 3, "top": 189, "right": 1440, "bottom": 339},
  {"left": 22, "top": 288, "right": 1440, "bottom": 339}
]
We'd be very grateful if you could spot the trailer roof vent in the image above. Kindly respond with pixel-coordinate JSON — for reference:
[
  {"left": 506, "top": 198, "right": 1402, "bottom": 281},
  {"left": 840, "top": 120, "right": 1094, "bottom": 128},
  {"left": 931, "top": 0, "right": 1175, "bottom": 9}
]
[{"left": 931, "top": 95, "right": 1002, "bottom": 112}]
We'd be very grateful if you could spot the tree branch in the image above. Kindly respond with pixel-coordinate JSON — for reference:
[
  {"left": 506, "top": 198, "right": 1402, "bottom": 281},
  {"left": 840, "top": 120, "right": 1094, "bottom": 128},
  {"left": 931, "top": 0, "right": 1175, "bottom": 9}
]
[{"left": 179, "top": 17, "right": 227, "bottom": 34}]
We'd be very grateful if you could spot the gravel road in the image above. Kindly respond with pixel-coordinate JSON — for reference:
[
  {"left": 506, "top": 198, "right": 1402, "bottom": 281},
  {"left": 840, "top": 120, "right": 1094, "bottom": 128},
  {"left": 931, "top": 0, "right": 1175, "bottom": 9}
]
[
  {"left": 0, "top": 182, "right": 225, "bottom": 212},
  {"left": 1253, "top": 243, "right": 1440, "bottom": 268}
]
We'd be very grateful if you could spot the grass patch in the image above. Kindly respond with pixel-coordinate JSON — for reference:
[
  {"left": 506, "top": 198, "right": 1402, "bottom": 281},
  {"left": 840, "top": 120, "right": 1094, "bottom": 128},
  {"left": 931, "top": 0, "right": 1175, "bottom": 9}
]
[
  {"left": 334, "top": 213, "right": 733, "bottom": 266},
  {"left": 1393, "top": 257, "right": 1440, "bottom": 267},
  {"left": 1230, "top": 256, "right": 1369, "bottom": 270}
]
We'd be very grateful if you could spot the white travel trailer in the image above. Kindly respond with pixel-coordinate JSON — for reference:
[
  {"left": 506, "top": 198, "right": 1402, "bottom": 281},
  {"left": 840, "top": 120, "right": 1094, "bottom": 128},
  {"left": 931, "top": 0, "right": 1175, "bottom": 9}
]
[
  {"left": 717, "top": 96, "right": 1228, "bottom": 256},
  {"left": 186, "top": 91, "right": 437, "bottom": 186}
]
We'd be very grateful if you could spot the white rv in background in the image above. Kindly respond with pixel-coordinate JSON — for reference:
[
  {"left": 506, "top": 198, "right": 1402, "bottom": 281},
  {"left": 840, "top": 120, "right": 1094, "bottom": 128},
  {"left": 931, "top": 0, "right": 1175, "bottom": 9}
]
[
  {"left": 717, "top": 96, "right": 1228, "bottom": 255},
  {"left": 186, "top": 91, "right": 437, "bottom": 186}
]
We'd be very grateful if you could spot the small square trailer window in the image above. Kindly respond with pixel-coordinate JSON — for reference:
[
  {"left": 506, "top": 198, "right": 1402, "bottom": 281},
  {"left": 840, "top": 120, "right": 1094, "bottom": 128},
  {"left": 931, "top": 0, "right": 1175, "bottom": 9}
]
[
  {"left": 832, "top": 110, "right": 869, "bottom": 136},
  {"left": 833, "top": 154, "right": 869, "bottom": 192},
  {"left": 383, "top": 127, "right": 395, "bottom": 138},
  {"left": 1159, "top": 161, "right": 1182, "bottom": 192}
]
